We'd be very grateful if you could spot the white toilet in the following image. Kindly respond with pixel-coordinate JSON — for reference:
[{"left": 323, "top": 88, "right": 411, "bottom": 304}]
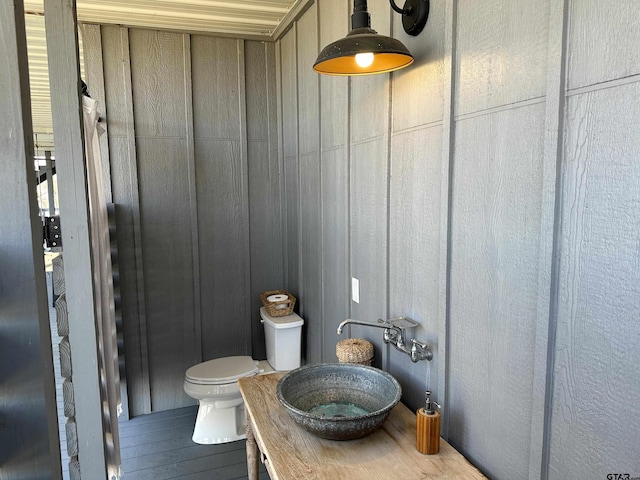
[{"left": 184, "top": 307, "right": 304, "bottom": 444}]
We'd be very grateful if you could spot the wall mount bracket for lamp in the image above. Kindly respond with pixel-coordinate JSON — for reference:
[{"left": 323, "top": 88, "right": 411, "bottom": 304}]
[{"left": 390, "top": 0, "right": 430, "bottom": 36}]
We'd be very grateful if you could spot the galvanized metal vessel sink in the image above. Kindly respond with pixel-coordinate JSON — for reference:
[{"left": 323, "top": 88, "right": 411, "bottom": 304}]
[{"left": 276, "top": 363, "right": 402, "bottom": 440}]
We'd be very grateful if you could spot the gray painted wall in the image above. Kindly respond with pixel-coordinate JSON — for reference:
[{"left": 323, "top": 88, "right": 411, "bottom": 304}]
[
  {"left": 83, "top": 26, "right": 281, "bottom": 416},
  {"left": 549, "top": 1, "right": 640, "bottom": 476},
  {"left": 278, "top": 1, "right": 640, "bottom": 479},
  {"left": 278, "top": 0, "right": 443, "bottom": 414},
  {"left": 79, "top": 0, "right": 640, "bottom": 476}
]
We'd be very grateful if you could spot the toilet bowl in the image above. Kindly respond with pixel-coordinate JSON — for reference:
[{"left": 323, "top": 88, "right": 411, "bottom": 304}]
[
  {"left": 184, "top": 308, "right": 303, "bottom": 444},
  {"left": 184, "top": 356, "right": 269, "bottom": 444}
]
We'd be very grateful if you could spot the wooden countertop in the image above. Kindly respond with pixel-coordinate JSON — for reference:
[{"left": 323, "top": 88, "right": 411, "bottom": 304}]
[{"left": 238, "top": 372, "right": 486, "bottom": 480}]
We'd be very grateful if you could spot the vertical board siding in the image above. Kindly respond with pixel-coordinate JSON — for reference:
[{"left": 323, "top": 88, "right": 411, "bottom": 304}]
[
  {"left": 279, "top": 0, "right": 640, "bottom": 479},
  {"left": 297, "top": 5, "right": 319, "bottom": 157},
  {"left": 349, "top": 139, "right": 389, "bottom": 362},
  {"left": 280, "top": 28, "right": 301, "bottom": 297},
  {"left": 281, "top": 29, "right": 299, "bottom": 159},
  {"left": 130, "top": 30, "right": 189, "bottom": 137},
  {"left": 191, "top": 37, "right": 242, "bottom": 141},
  {"left": 548, "top": 82, "right": 640, "bottom": 479},
  {"left": 389, "top": 0, "right": 447, "bottom": 407},
  {"left": 448, "top": 103, "right": 546, "bottom": 478},
  {"left": 438, "top": 0, "right": 457, "bottom": 425},
  {"left": 101, "top": 25, "right": 151, "bottom": 416},
  {"left": 350, "top": 78, "right": 389, "bottom": 143},
  {"left": 318, "top": 0, "right": 350, "bottom": 362},
  {"left": 192, "top": 36, "right": 251, "bottom": 360},
  {"left": 283, "top": 153, "right": 301, "bottom": 297},
  {"left": 320, "top": 147, "right": 350, "bottom": 360},
  {"left": 455, "top": 0, "right": 549, "bottom": 116},
  {"left": 137, "top": 138, "right": 195, "bottom": 409},
  {"left": 391, "top": 0, "right": 446, "bottom": 131},
  {"left": 93, "top": 26, "right": 279, "bottom": 413},
  {"left": 246, "top": 40, "right": 282, "bottom": 361},
  {"left": 297, "top": 5, "right": 322, "bottom": 363},
  {"left": 548, "top": 1, "right": 640, "bottom": 477},
  {"left": 388, "top": 126, "right": 443, "bottom": 408},
  {"left": 129, "top": 29, "right": 196, "bottom": 410},
  {"left": 529, "top": 1, "right": 569, "bottom": 476},
  {"left": 566, "top": 0, "right": 640, "bottom": 90},
  {"left": 194, "top": 139, "right": 250, "bottom": 358},
  {"left": 347, "top": 0, "right": 391, "bottom": 362},
  {"left": 183, "top": 34, "right": 202, "bottom": 366},
  {"left": 299, "top": 150, "right": 322, "bottom": 361}
]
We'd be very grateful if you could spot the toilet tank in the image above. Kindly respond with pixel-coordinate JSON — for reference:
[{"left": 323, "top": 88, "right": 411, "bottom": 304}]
[{"left": 259, "top": 307, "right": 304, "bottom": 370}]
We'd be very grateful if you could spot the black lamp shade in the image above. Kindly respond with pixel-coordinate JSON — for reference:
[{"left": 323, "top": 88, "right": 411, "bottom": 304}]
[{"left": 313, "top": 27, "right": 414, "bottom": 76}]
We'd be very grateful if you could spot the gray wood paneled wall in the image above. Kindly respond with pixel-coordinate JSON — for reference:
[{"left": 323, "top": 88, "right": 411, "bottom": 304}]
[
  {"left": 278, "top": 1, "right": 640, "bottom": 479},
  {"left": 82, "top": 25, "right": 281, "bottom": 416},
  {"left": 278, "top": 0, "right": 444, "bottom": 412}
]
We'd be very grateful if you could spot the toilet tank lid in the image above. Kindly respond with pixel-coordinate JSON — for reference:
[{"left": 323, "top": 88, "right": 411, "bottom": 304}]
[
  {"left": 185, "top": 356, "right": 259, "bottom": 384},
  {"left": 260, "top": 307, "right": 304, "bottom": 329}
]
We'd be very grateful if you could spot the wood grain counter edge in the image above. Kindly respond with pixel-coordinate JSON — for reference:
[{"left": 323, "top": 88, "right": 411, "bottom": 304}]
[{"left": 239, "top": 372, "right": 486, "bottom": 480}]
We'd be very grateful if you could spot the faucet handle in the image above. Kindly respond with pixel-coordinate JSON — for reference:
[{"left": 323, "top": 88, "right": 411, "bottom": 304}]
[
  {"left": 411, "top": 338, "right": 428, "bottom": 350},
  {"left": 410, "top": 338, "right": 433, "bottom": 362}
]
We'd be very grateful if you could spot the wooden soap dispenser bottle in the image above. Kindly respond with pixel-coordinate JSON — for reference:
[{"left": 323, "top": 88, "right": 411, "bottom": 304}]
[{"left": 416, "top": 390, "right": 440, "bottom": 454}]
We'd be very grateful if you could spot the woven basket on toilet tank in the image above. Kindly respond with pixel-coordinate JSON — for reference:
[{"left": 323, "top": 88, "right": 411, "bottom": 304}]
[{"left": 260, "top": 290, "right": 296, "bottom": 317}]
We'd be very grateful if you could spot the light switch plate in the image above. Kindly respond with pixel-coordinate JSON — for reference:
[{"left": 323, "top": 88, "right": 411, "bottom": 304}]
[{"left": 351, "top": 277, "right": 360, "bottom": 303}]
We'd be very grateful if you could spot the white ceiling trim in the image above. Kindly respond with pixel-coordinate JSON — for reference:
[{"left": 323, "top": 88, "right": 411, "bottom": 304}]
[
  {"left": 23, "top": 0, "right": 301, "bottom": 37},
  {"left": 24, "top": 0, "right": 313, "bottom": 148}
]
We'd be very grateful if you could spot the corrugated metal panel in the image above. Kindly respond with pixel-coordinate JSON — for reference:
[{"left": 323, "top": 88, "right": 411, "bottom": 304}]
[
  {"left": 23, "top": 0, "right": 299, "bottom": 150},
  {"left": 25, "top": 15, "right": 52, "bottom": 137}
]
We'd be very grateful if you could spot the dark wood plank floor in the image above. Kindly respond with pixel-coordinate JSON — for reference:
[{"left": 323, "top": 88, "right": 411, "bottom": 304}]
[
  {"left": 48, "top": 270, "right": 269, "bottom": 479},
  {"left": 118, "top": 406, "right": 269, "bottom": 480}
]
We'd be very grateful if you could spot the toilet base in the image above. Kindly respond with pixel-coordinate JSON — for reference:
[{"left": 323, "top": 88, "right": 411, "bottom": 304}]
[
  {"left": 192, "top": 398, "right": 247, "bottom": 444},
  {"left": 184, "top": 359, "right": 275, "bottom": 444}
]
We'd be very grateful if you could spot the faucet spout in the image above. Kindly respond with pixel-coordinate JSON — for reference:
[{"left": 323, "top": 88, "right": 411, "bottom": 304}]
[
  {"left": 337, "top": 318, "right": 391, "bottom": 334},
  {"left": 337, "top": 316, "right": 433, "bottom": 363}
]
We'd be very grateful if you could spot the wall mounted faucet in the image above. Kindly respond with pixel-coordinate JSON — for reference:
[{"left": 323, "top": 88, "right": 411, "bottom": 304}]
[{"left": 337, "top": 317, "right": 433, "bottom": 363}]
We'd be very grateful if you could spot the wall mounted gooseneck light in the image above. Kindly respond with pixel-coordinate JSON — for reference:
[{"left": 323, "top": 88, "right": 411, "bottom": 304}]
[{"left": 313, "top": 0, "right": 429, "bottom": 76}]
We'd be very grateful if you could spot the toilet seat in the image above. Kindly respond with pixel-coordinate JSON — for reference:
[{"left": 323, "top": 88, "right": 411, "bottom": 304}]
[{"left": 185, "top": 356, "right": 259, "bottom": 385}]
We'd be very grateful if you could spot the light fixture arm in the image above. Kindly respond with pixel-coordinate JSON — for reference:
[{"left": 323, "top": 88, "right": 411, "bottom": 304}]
[
  {"left": 389, "top": 0, "right": 430, "bottom": 36},
  {"left": 389, "top": 0, "right": 410, "bottom": 15},
  {"left": 352, "top": 0, "right": 371, "bottom": 30}
]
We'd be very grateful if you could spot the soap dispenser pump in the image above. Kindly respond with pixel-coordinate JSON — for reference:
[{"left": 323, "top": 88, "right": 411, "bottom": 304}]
[{"left": 416, "top": 390, "right": 440, "bottom": 454}]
